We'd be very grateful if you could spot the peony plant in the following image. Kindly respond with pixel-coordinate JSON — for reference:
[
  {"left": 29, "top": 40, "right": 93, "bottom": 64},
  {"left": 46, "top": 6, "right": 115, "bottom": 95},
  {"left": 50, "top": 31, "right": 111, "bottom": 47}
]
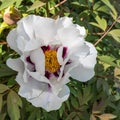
[{"left": 7, "top": 15, "right": 97, "bottom": 111}]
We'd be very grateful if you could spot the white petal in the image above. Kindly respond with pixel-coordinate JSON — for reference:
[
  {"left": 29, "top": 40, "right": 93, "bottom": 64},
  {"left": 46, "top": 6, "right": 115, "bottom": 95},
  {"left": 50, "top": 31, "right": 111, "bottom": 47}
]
[
  {"left": 56, "top": 26, "right": 84, "bottom": 50},
  {"left": 57, "top": 46, "right": 64, "bottom": 65},
  {"left": 6, "top": 58, "right": 24, "bottom": 72},
  {"left": 30, "top": 48, "right": 45, "bottom": 75},
  {"left": 69, "top": 42, "right": 97, "bottom": 82},
  {"left": 58, "top": 85, "right": 70, "bottom": 100},
  {"left": 7, "top": 58, "right": 25, "bottom": 85},
  {"left": 75, "top": 24, "right": 86, "bottom": 37},
  {"left": 24, "top": 39, "right": 42, "bottom": 52},
  {"left": 16, "top": 35, "right": 28, "bottom": 52},
  {"left": 56, "top": 17, "right": 73, "bottom": 29},
  {"left": 18, "top": 15, "right": 56, "bottom": 44},
  {"left": 16, "top": 73, "right": 24, "bottom": 85},
  {"left": 7, "top": 29, "right": 21, "bottom": 54},
  {"left": 79, "top": 42, "right": 97, "bottom": 68},
  {"left": 27, "top": 71, "right": 50, "bottom": 84},
  {"left": 19, "top": 77, "right": 47, "bottom": 100},
  {"left": 70, "top": 63, "right": 95, "bottom": 82},
  {"left": 27, "top": 85, "right": 70, "bottom": 111},
  {"left": 50, "top": 73, "right": 70, "bottom": 95}
]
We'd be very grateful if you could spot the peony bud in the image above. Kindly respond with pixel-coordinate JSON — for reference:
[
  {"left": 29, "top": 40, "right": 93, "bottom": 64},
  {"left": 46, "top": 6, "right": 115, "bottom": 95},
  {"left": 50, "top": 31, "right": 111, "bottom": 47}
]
[{"left": 3, "top": 6, "right": 21, "bottom": 25}]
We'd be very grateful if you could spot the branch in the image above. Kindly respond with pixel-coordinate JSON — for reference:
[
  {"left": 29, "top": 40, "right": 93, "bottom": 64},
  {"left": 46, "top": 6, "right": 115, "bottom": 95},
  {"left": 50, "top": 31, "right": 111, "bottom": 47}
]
[
  {"left": 94, "top": 16, "right": 120, "bottom": 46},
  {"left": 49, "top": 0, "right": 67, "bottom": 11},
  {"left": 0, "top": 41, "right": 7, "bottom": 45}
]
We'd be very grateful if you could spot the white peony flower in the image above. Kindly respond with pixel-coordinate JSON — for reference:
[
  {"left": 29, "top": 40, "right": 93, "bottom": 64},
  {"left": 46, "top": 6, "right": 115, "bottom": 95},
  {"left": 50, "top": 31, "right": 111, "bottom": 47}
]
[{"left": 6, "top": 15, "right": 97, "bottom": 111}]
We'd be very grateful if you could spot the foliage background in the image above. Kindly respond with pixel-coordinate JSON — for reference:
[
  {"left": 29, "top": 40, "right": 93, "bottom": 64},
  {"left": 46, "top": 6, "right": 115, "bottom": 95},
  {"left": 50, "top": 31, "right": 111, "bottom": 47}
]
[{"left": 0, "top": 0, "right": 120, "bottom": 120}]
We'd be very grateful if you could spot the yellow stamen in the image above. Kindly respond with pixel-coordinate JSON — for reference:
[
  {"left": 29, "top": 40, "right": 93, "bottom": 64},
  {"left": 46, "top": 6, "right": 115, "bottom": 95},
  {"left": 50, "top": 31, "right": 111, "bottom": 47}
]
[{"left": 45, "top": 50, "right": 60, "bottom": 73}]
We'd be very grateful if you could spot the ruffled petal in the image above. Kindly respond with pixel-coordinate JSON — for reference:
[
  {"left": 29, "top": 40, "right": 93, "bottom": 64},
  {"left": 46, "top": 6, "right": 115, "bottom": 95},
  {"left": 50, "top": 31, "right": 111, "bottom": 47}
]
[
  {"left": 56, "top": 26, "right": 84, "bottom": 50},
  {"left": 19, "top": 77, "right": 47, "bottom": 100},
  {"left": 7, "top": 29, "right": 21, "bottom": 54},
  {"left": 69, "top": 41, "right": 97, "bottom": 82},
  {"left": 70, "top": 63, "right": 95, "bottom": 82},
  {"left": 6, "top": 58, "right": 24, "bottom": 72},
  {"left": 75, "top": 24, "right": 86, "bottom": 37},
  {"left": 6, "top": 58, "right": 25, "bottom": 85},
  {"left": 18, "top": 15, "right": 56, "bottom": 45},
  {"left": 80, "top": 42, "right": 97, "bottom": 68},
  {"left": 56, "top": 17, "right": 73, "bottom": 29},
  {"left": 27, "top": 85, "right": 70, "bottom": 112}
]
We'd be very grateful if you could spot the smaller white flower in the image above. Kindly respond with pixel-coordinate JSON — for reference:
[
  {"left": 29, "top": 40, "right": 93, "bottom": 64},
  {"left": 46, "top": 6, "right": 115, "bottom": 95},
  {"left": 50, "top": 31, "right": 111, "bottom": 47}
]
[{"left": 7, "top": 15, "right": 97, "bottom": 111}]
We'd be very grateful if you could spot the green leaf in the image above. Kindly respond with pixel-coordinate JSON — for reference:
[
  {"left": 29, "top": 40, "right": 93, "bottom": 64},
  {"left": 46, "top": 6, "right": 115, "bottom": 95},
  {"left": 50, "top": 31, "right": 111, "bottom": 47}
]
[
  {"left": 0, "top": 0, "right": 16, "bottom": 10},
  {"left": 101, "top": 0, "right": 117, "bottom": 20},
  {"left": 97, "top": 6, "right": 110, "bottom": 14},
  {"left": 98, "top": 55, "right": 117, "bottom": 67},
  {"left": 0, "top": 84, "right": 9, "bottom": 93},
  {"left": 109, "top": 29, "right": 120, "bottom": 43},
  {"left": 27, "top": 0, "right": 46, "bottom": 12},
  {"left": 0, "top": 64, "right": 17, "bottom": 77},
  {"left": 7, "top": 90, "right": 22, "bottom": 120},
  {"left": 0, "top": 113, "right": 6, "bottom": 120},
  {"left": 79, "top": 86, "right": 92, "bottom": 105},
  {"left": 90, "top": 16, "right": 107, "bottom": 31},
  {"left": 15, "top": 0, "right": 23, "bottom": 8},
  {"left": 66, "top": 112, "right": 77, "bottom": 120},
  {"left": 59, "top": 104, "right": 65, "bottom": 118},
  {"left": 0, "top": 94, "right": 3, "bottom": 112},
  {"left": 71, "top": 96, "right": 79, "bottom": 109}
]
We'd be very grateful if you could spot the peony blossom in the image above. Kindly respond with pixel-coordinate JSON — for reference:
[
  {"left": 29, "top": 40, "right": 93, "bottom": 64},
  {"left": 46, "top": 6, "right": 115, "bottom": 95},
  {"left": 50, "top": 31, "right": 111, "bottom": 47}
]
[{"left": 6, "top": 15, "right": 97, "bottom": 111}]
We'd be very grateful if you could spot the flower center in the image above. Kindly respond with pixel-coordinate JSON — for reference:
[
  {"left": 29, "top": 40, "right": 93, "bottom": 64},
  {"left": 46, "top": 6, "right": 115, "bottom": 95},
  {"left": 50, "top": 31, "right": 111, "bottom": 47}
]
[{"left": 45, "top": 50, "right": 60, "bottom": 73}]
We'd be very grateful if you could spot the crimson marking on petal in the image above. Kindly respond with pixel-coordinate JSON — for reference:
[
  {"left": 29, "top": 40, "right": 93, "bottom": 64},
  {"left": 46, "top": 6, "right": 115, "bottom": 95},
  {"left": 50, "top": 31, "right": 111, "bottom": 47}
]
[
  {"left": 26, "top": 56, "right": 34, "bottom": 65},
  {"left": 26, "top": 56, "right": 36, "bottom": 72},
  {"left": 62, "top": 47, "right": 67, "bottom": 59},
  {"left": 45, "top": 71, "right": 51, "bottom": 79},
  {"left": 41, "top": 45, "right": 50, "bottom": 52},
  {"left": 48, "top": 84, "right": 51, "bottom": 91},
  {"left": 66, "top": 60, "right": 72, "bottom": 65},
  {"left": 54, "top": 72, "right": 59, "bottom": 78}
]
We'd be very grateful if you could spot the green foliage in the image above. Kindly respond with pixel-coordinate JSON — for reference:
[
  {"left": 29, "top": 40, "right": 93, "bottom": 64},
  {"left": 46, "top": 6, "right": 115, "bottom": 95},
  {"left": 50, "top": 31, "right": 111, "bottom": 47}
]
[
  {"left": 27, "top": 1, "right": 46, "bottom": 12},
  {"left": 7, "top": 90, "right": 22, "bottom": 120},
  {"left": 109, "top": 29, "right": 120, "bottom": 43},
  {"left": 0, "top": 0, "right": 120, "bottom": 120}
]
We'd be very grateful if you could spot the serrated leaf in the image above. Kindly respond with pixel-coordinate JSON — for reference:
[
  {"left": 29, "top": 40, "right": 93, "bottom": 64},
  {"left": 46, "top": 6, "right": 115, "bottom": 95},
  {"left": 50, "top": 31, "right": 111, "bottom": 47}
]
[
  {"left": 7, "top": 90, "right": 22, "bottom": 120},
  {"left": 101, "top": 0, "right": 117, "bottom": 20},
  {"left": 0, "top": 94, "right": 3, "bottom": 112},
  {"left": 98, "top": 113, "right": 117, "bottom": 120},
  {"left": 90, "top": 16, "right": 107, "bottom": 31},
  {"left": 0, "top": 64, "right": 17, "bottom": 77},
  {"left": 27, "top": 0, "right": 46, "bottom": 12},
  {"left": 109, "top": 29, "right": 120, "bottom": 43},
  {"left": 0, "top": 0, "right": 16, "bottom": 10},
  {"left": 0, "top": 84, "right": 9, "bottom": 93}
]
